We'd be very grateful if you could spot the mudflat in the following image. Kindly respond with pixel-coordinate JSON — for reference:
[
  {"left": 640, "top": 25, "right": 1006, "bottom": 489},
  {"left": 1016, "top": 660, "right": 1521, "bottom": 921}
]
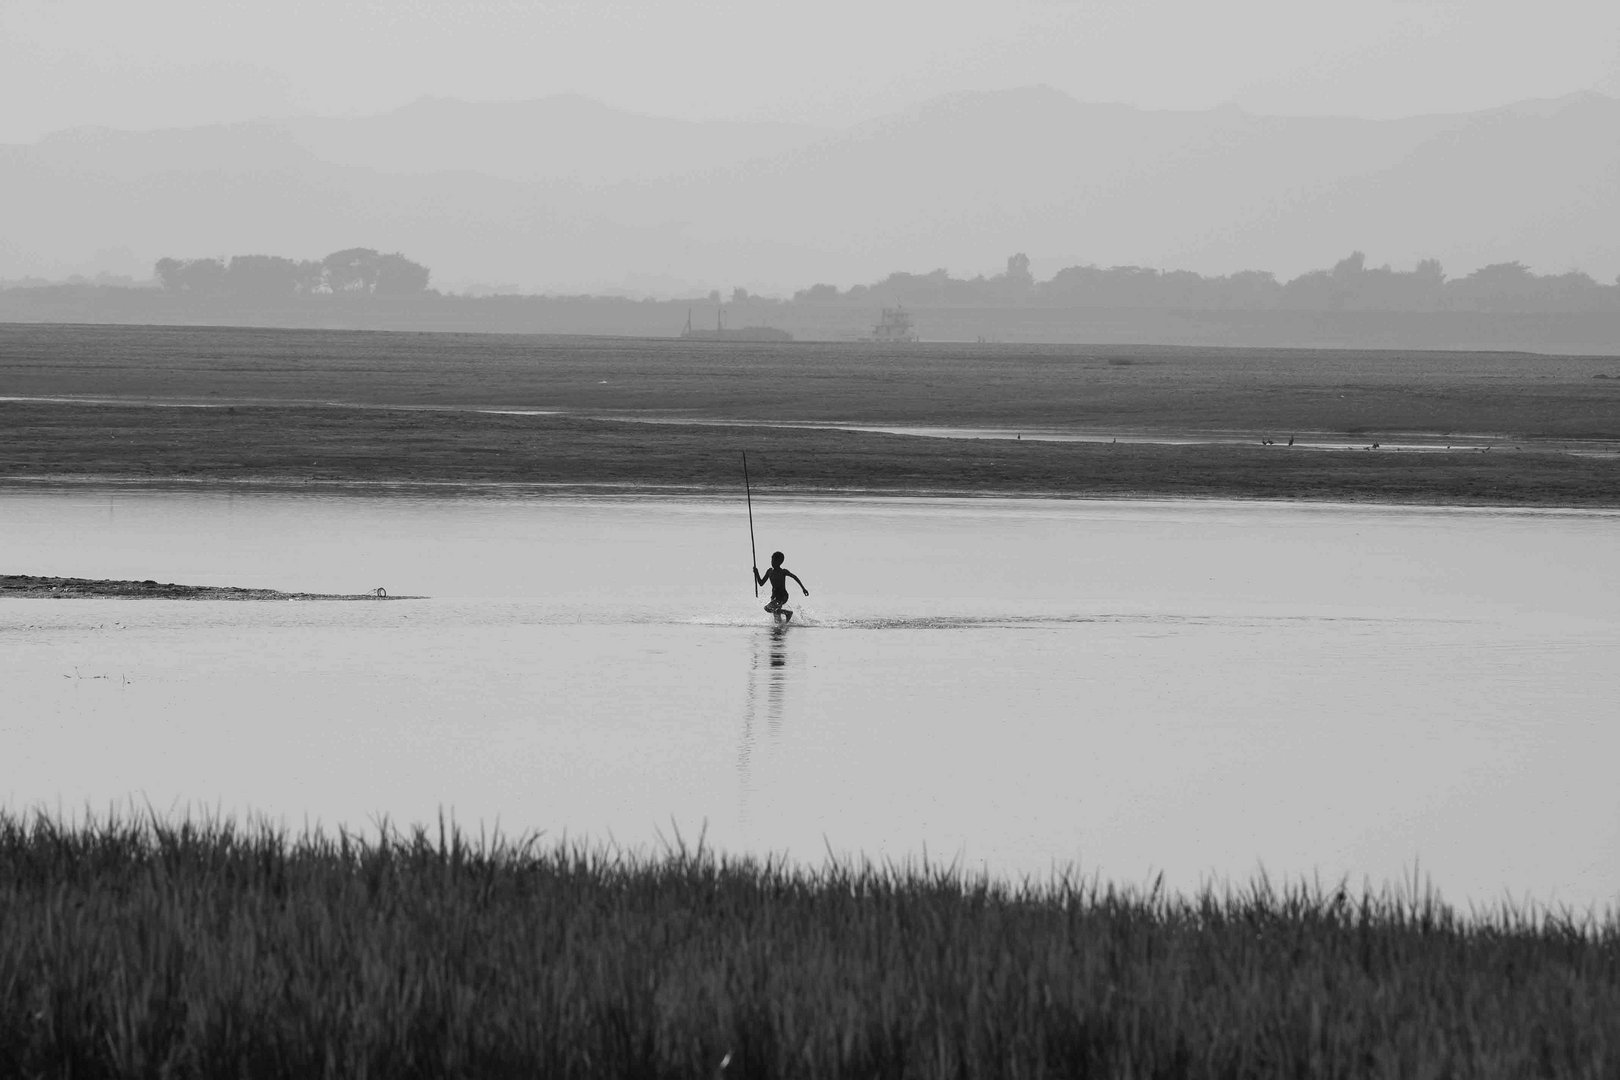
[
  {"left": 2, "top": 322, "right": 1617, "bottom": 504},
  {"left": 0, "top": 574, "right": 401, "bottom": 600}
]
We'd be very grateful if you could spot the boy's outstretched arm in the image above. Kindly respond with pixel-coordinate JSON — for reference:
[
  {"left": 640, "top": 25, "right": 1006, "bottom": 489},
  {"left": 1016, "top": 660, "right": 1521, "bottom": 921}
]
[
  {"left": 753, "top": 566, "right": 767, "bottom": 588},
  {"left": 785, "top": 570, "right": 809, "bottom": 595}
]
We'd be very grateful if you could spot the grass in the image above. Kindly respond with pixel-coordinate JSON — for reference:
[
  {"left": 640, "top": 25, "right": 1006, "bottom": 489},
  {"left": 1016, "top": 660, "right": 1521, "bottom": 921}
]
[{"left": 3, "top": 810, "right": 1618, "bottom": 1078}]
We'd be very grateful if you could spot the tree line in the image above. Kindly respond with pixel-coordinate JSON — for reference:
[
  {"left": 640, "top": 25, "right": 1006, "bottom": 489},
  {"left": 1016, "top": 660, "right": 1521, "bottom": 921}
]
[
  {"left": 154, "top": 248, "right": 430, "bottom": 298},
  {"left": 139, "top": 247, "right": 1620, "bottom": 313},
  {"left": 792, "top": 253, "right": 1620, "bottom": 314}
]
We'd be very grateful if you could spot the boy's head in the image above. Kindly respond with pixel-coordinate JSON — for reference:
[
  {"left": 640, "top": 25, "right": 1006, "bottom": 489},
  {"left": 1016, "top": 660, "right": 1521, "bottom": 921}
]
[{"left": 771, "top": 551, "right": 784, "bottom": 566}]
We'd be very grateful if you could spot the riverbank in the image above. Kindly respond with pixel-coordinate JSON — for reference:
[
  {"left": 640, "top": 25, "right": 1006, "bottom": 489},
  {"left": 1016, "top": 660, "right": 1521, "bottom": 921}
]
[
  {"left": 0, "top": 574, "right": 402, "bottom": 600},
  {"left": 4, "top": 323, "right": 1617, "bottom": 505},
  {"left": 4, "top": 399, "right": 1618, "bottom": 506},
  {"left": 1, "top": 811, "right": 1614, "bottom": 1078},
  {"left": 5, "top": 324, "right": 1619, "bottom": 436}
]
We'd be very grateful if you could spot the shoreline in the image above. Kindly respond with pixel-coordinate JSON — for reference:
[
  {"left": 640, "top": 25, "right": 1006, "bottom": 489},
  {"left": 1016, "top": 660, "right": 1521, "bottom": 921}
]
[
  {"left": 4, "top": 471, "right": 1620, "bottom": 512},
  {"left": 4, "top": 400, "right": 1618, "bottom": 508},
  {"left": 7, "top": 391, "right": 1618, "bottom": 455},
  {"left": 4, "top": 325, "right": 1617, "bottom": 508},
  {"left": 0, "top": 574, "right": 410, "bottom": 601}
]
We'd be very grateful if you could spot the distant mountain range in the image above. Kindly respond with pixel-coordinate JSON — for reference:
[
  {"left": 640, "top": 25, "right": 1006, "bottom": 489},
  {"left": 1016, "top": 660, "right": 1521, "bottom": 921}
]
[{"left": 3, "top": 87, "right": 1617, "bottom": 295}]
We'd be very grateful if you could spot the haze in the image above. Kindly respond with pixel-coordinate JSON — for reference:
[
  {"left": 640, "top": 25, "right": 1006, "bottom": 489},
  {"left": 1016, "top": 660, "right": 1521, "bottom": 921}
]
[
  {"left": 6, "top": 0, "right": 1617, "bottom": 139},
  {"left": 4, "top": 0, "right": 1618, "bottom": 293}
]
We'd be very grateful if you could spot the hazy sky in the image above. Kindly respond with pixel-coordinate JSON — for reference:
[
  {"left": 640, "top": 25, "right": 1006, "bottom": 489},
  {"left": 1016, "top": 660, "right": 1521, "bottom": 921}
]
[{"left": 4, "top": 0, "right": 1618, "bottom": 142}]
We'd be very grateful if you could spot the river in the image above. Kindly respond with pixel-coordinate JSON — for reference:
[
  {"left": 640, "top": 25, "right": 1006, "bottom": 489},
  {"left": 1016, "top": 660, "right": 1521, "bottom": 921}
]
[{"left": 3, "top": 488, "right": 1616, "bottom": 910}]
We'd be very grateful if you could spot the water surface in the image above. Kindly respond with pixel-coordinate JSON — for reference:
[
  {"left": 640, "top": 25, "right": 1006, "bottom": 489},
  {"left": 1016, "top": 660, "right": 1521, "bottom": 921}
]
[{"left": 3, "top": 489, "right": 1617, "bottom": 910}]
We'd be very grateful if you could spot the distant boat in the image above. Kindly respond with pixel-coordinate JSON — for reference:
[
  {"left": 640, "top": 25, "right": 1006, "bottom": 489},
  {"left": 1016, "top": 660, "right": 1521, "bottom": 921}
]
[
  {"left": 680, "top": 308, "right": 793, "bottom": 342},
  {"left": 871, "top": 306, "right": 919, "bottom": 343}
]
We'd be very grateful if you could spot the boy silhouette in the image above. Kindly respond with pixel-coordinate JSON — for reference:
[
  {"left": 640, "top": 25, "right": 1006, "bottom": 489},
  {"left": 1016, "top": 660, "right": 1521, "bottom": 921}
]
[{"left": 754, "top": 551, "right": 809, "bottom": 621}]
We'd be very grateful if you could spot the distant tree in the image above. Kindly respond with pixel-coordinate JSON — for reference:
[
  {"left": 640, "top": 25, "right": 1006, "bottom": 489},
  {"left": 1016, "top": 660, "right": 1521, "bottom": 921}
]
[
  {"left": 225, "top": 255, "right": 301, "bottom": 298},
  {"left": 152, "top": 257, "right": 227, "bottom": 295},
  {"left": 189, "top": 259, "right": 228, "bottom": 294},
  {"left": 316, "top": 248, "right": 430, "bottom": 295},
  {"left": 1546, "top": 269, "right": 1599, "bottom": 295},
  {"left": 1279, "top": 268, "right": 1336, "bottom": 309},
  {"left": 294, "top": 260, "right": 325, "bottom": 294},
  {"left": 1446, "top": 261, "right": 1534, "bottom": 311},
  {"left": 977, "top": 253, "right": 1035, "bottom": 304},
  {"left": 374, "top": 252, "right": 430, "bottom": 295},
  {"left": 731, "top": 286, "right": 750, "bottom": 303},
  {"left": 1156, "top": 269, "right": 1204, "bottom": 307},
  {"left": 868, "top": 268, "right": 969, "bottom": 306},
  {"left": 1214, "top": 270, "right": 1281, "bottom": 309},
  {"left": 1477, "top": 260, "right": 1532, "bottom": 281},
  {"left": 1039, "top": 264, "right": 1172, "bottom": 307},
  {"left": 794, "top": 283, "right": 841, "bottom": 303},
  {"left": 1004, "top": 253, "right": 1033, "bottom": 288},
  {"left": 154, "top": 258, "right": 184, "bottom": 292},
  {"left": 322, "top": 248, "right": 381, "bottom": 294},
  {"left": 1383, "top": 259, "right": 1446, "bottom": 310},
  {"left": 1038, "top": 264, "right": 1106, "bottom": 306},
  {"left": 1098, "top": 266, "right": 1152, "bottom": 306},
  {"left": 1331, "top": 251, "right": 1367, "bottom": 279},
  {"left": 153, "top": 249, "right": 428, "bottom": 300},
  {"left": 824, "top": 250, "right": 1619, "bottom": 314}
]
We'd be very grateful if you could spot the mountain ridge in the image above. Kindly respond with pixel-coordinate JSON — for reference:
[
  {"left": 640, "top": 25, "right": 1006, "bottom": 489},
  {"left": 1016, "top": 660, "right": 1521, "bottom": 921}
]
[{"left": 3, "top": 87, "right": 1616, "bottom": 294}]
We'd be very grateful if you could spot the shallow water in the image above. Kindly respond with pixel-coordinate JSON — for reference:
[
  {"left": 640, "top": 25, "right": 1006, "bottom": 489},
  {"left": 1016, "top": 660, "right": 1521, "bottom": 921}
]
[{"left": 3, "top": 489, "right": 1618, "bottom": 910}]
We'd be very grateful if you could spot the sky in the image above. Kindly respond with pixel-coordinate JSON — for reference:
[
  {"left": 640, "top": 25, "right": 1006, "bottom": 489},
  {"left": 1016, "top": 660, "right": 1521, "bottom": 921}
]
[{"left": 3, "top": 0, "right": 1618, "bottom": 142}]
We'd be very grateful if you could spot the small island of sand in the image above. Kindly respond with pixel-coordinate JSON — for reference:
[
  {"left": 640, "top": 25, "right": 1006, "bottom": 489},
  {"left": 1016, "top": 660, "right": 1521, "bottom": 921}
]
[{"left": 1, "top": 575, "right": 412, "bottom": 601}]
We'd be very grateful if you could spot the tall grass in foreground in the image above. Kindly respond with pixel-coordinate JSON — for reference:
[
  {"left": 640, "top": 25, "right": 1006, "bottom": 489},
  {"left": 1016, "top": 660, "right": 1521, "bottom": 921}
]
[{"left": 1, "top": 811, "right": 1617, "bottom": 1079}]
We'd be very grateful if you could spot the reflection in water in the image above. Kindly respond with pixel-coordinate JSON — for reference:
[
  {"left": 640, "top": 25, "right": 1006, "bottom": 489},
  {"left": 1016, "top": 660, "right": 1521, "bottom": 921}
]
[{"left": 738, "top": 625, "right": 793, "bottom": 827}]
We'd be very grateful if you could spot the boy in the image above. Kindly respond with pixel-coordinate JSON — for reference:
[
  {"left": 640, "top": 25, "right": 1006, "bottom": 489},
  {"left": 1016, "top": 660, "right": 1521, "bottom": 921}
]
[{"left": 754, "top": 551, "right": 809, "bottom": 621}]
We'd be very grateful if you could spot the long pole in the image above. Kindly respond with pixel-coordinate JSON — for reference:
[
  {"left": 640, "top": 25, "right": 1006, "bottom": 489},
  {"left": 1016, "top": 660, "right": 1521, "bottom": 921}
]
[{"left": 742, "top": 451, "right": 758, "bottom": 596}]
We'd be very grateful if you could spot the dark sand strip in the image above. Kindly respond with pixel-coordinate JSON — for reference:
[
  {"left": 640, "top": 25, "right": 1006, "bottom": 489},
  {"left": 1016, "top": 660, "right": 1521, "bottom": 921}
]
[
  {"left": 1, "top": 575, "right": 410, "bottom": 600},
  {"left": 2, "top": 400, "right": 1616, "bottom": 506}
]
